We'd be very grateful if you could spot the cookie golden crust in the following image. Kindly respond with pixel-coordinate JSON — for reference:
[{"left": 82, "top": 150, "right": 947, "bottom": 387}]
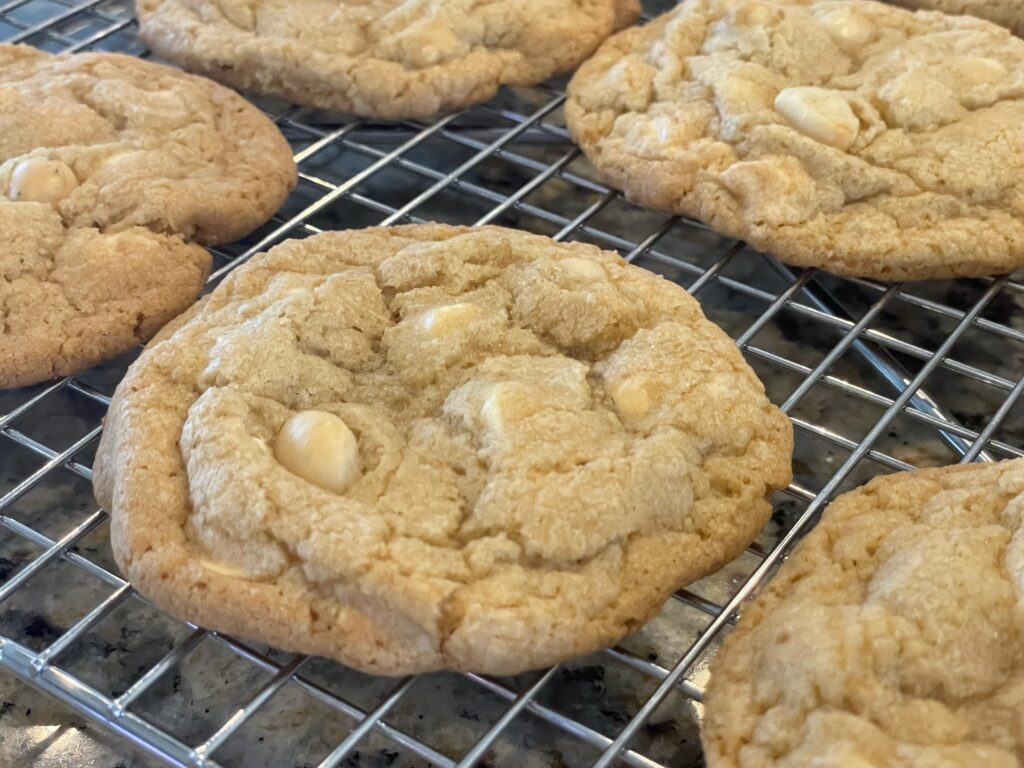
[
  {"left": 703, "top": 459, "right": 1024, "bottom": 768},
  {"left": 93, "top": 224, "right": 792, "bottom": 676},
  {"left": 0, "top": 203, "right": 209, "bottom": 389},
  {"left": 0, "top": 45, "right": 296, "bottom": 245},
  {"left": 566, "top": 0, "right": 1024, "bottom": 281},
  {"left": 0, "top": 45, "right": 296, "bottom": 389},
  {"left": 888, "top": 0, "right": 1024, "bottom": 37},
  {"left": 135, "top": 0, "right": 641, "bottom": 120}
]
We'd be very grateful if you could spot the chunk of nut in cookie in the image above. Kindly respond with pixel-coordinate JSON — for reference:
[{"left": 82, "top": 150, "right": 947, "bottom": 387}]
[
  {"left": 555, "top": 257, "right": 608, "bottom": 287},
  {"left": 419, "top": 302, "right": 483, "bottom": 337},
  {"left": 8, "top": 158, "right": 78, "bottom": 205},
  {"left": 274, "top": 410, "right": 360, "bottom": 494},
  {"left": 774, "top": 87, "right": 860, "bottom": 150}
]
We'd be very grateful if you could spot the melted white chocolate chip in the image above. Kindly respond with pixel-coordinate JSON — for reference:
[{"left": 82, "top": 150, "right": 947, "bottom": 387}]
[
  {"left": 817, "top": 6, "right": 875, "bottom": 48},
  {"left": 961, "top": 56, "right": 1007, "bottom": 85},
  {"left": 419, "top": 302, "right": 482, "bottom": 337},
  {"left": 481, "top": 383, "right": 528, "bottom": 433},
  {"left": 611, "top": 379, "right": 651, "bottom": 421},
  {"left": 556, "top": 257, "right": 608, "bottom": 286},
  {"left": 8, "top": 158, "right": 77, "bottom": 205},
  {"left": 774, "top": 87, "right": 860, "bottom": 150},
  {"left": 197, "top": 558, "right": 248, "bottom": 578},
  {"left": 731, "top": 1, "right": 776, "bottom": 27},
  {"left": 274, "top": 410, "right": 360, "bottom": 494}
]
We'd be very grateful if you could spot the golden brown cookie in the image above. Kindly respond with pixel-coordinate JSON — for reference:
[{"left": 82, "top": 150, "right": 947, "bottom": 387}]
[
  {"left": 93, "top": 224, "right": 792, "bottom": 676},
  {"left": 888, "top": 0, "right": 1024, "bottom": 37},
  {"left": 566, "top": 0, "right": 1024, "bottom": 280},
  {"left": 0, "top": 45, "right": 296, "bottom": 388},
  {"left": 703, "top": 459, "right": 1024, "bottom": 767},
  {"left": 136, "top": 0, "right": 641, "bottom": 119}
]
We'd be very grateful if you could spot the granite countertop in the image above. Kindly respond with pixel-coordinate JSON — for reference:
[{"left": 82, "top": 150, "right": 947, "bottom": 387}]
[{"left": 0, "top": 674, "right": 159, "bottom": 768}]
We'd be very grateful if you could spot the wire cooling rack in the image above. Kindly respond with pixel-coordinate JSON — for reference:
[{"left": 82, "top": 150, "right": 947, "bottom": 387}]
[{"left": 2, "top": 1, "right": 1024, "bottom": 766}]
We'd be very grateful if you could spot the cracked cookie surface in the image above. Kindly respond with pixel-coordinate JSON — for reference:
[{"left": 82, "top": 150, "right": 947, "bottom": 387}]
[
  {"left": 93, "top": 224, "right": 792, "bottom": 675},
  {"left": 887, "top": 0, "right": 1024, "bottom": 38},
  {"left": 566, "top": 0, "right": 1024, "bottom": 280},
  {"left": 0, "top": 45, "right": 296, "bottom": 388},
  {"left": 703, "top": 459, "right": 1024, "bottom": 768},
  {"left": 136, "top": 0, "right": 641, "bottom": 119}
]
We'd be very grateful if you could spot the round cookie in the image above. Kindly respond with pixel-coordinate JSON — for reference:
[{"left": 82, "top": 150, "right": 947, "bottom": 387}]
[
  {"left": 93, "top": 224, "right": 792, "bottom": 676},
  {"left": 0, "top": 45, "right": 296, "bottom": 244},
  {"left": 135, "top": 0, "right": 641, "bottom": 120},
  {"left": 566, "top": 0, "right": 1024, "bottom": 280},
  {"left": 0, "top": 45, "right": 297, "bottom": 388},
  {"left": 703, "top": 459, "right": 1024, "bottom": 767},
  {"left": 888, "top": 0, "right": 1024, "bottom": 37}
]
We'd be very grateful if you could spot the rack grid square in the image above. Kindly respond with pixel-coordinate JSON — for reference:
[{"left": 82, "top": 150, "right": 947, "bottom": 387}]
[{"left": 1, "top": 1, "right": 1023, "bottom": 766}]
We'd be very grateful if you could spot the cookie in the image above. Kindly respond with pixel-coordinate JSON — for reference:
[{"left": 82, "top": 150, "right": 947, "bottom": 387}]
[
  {"left": 0, "top": 45, "right": 297, "bottom": 388},
  {"left": 93, "top": 224, "right": 792, "bottom": 676},
  {"left": 0, "top": 204, "right": 210, "bottom": 390},
  {"left": 135, "top": 0, "right": 641, "bottom": 120},
  {"left": 888, "top": 0, "right": 1024, "bottom": 37},
  {"left": 566, "top": 0, "right": 1024, "bottom": 281},
  {"left": 703, "top": 459, "right": 1024, "bottom": 767}
]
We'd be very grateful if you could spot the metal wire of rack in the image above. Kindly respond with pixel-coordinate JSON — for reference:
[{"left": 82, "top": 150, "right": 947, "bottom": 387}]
[{"left": 1, "top": 1, "right": 1024, "bottom": 767}]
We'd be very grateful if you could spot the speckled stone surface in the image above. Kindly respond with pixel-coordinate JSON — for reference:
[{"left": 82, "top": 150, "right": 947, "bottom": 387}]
[{"left": 0, "top": 674, "right": 160, "bottom": 768}]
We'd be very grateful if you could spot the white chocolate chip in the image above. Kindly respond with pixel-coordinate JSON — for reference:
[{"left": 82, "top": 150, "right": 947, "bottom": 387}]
[
  {"left": 877, "top": 74, "right": 963, "bottom": 131},
  {"left": 774, "top": 87, "right": 860, "bottom": 150},
  {"left": 481, "top": 383, "right": 525, "bottom": 433},
  {"left": 817, "top": 7, "right": 875, "bottom": 48},
  {"left": 721, "top": 159, "right": 789, "bottom": 204},
  {"left": 729, "top": 0, "right": 776, "bottom": 27},
  {"left": 479, "top": 369, "right": 591, "bottom": 434},
  {"left": 217, "top": 0, "right": 256, "bottom": 30},
  {"left": 8, "top": 158, "right": 78, "bottom": 205},
  {"left": 611, "top": 379, "right": 651, "bottom": 421},
  {"left": 198, "top": 558, "right": 248, "bottom": 578},
  {"left": 556, "top": 257, "right": 608, "bottom": 286},
  {"left": 719, "top": 157, "right": 820, "bottom": 226},
  {"left": 419, "top": 302, "right": 483, "bottom": 337},
  {"left": 961, "top": 56, "right": 1007, "bottom": 85},
  {"left": 274, "top": 410, "right": 361, "bottom": 494}
]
